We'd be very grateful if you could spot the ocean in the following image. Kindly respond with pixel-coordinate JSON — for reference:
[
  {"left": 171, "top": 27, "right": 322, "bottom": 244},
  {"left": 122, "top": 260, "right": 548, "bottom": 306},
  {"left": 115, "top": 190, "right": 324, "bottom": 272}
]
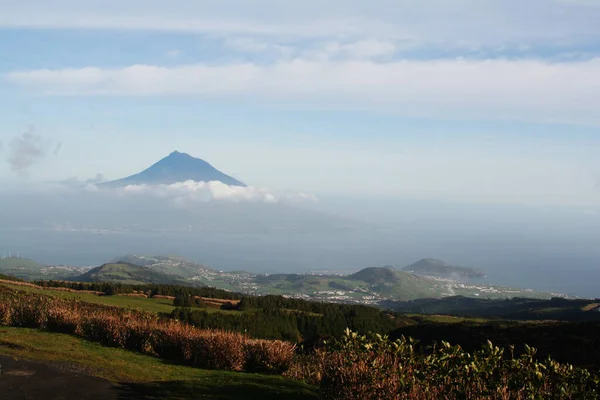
[{"left": 1, "top": 226, "right": 598, "bottom": 299}]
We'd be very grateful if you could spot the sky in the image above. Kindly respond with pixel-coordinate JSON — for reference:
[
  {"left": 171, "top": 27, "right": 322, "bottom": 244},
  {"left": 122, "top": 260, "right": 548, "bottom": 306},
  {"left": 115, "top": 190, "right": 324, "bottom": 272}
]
[{"left": 1, "top": 0, "right": 600, "bottom": 208}]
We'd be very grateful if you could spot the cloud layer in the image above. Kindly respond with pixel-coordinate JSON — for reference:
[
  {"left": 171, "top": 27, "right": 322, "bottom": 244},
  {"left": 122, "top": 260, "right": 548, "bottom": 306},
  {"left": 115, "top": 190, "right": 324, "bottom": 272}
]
[
  {"left": 7, "top": 58, "right": 600, "bottom": 124},
  {"left": 2, "top": 0, "right": 600, "bottom": 49},
  {"left": 94, "top": 180, "right": 318, "bottom": 206},
  {"left": 4, "top": 0, "right": 600, "bottom": 125}
]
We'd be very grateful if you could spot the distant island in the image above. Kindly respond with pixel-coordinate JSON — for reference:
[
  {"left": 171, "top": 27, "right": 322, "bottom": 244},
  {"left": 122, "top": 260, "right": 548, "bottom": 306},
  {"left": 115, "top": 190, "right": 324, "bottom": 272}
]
[
  {"left": 401, "top": 258, "right": 487, "bottom": 279},
  {"left": 0, "top": 254, "right": 558, "bottom": 305}
]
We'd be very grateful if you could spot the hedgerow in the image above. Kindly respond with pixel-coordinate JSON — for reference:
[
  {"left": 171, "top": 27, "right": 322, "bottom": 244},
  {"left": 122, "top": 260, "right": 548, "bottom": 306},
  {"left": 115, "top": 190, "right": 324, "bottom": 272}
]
[
  {"left": 1, "top": 289, "right": 599, "bottom": 399},
  {"left": 0, "top": 291, "right": 294, "bottom": 374},
  {"left": 286, "top": 329, "right": 600, "bottom": 399}
]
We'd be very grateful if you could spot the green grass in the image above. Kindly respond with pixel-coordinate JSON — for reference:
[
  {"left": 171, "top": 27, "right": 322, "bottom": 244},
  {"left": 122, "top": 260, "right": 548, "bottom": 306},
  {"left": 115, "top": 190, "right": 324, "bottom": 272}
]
[
  {"left": 405, "top": 314, "right": 492, "bottom": 324},
  {"left": 0, "top": 282, "right": 239, "bottom": 315},
  {"left": 0, "top": 282, "right": 177, "bottom": 313},
  {"left": 0, "top": 327, "right": 318, "bottom": 400},
  {"left": 0, "top": 257, "right": 44, "bottom": 271},
  {"left": 582, "top": 303, "right": 600, "bottom": 312}
]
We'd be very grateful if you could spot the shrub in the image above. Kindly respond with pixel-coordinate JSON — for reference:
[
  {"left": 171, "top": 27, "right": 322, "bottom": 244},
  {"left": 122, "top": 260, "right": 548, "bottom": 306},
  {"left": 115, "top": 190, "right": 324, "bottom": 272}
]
[
  {"left": 0, "top": 291, "right": 295, "bottom": 375},
  {"left": 314, "top": 330, "right": 600, "bottom": 400},
  {"left": 245, "top": 339, "right": 297, "bottom": 374},
  {"left": 190, "top": 330, "right": 247, "bottom": 371}
]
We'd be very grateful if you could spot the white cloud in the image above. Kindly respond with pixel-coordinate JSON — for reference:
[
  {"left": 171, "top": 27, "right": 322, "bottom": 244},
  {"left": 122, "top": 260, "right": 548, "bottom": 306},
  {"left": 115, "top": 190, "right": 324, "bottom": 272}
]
[
  {"left": 96, "top": 180, "right": 318, "bottom": 205},
  {"left": 54, "top": 173, "right": 105, "bottom": 185},
  {"left": 165, "top": 49, "right": 181, "bottom": 58},
  {"left": 1, "top": 0, "right": 599, "bottom": 49},
  {"left": 323, "top": 40, "right": 397, "bottom": 58},
  {"left": 225, "top": 38, "right": 295, "bottom": 57},
  {"left": 226, "top": 38, "right": 270, "bottom": 52},
  {"left": 7, "top": 58, "right": 600, "bottom": 124},
  {"left": 556, "top": 0, "right": 600, "bottom": 7}
]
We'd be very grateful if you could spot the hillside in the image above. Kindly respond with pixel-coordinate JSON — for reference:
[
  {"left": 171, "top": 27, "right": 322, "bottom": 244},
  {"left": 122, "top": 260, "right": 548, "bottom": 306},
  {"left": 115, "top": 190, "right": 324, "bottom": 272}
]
[
  {"left": 0, "top": 327, "right": 317, "bottom": 400},
  {"left": 8, "top": 254, "right": 559, "bottom": 304},
  {"left": 79, "top": 262, "right": 191, "bottom": 285},
  {"left": 1, "top": 290, "right": 598, "bottom": 399},
  {"left": 402, "top": 258, "right": 486, "bottom": 279},
  {"left": 0, "top": 257, "right": 46, "bottom": 279},
  {"left": 102, "top": 151, "right": 246, "bottom": 187},
  {"left": 350, "top": 266, "right": 400, "bottom": 283},
  {"left": 112, "top": 254, "right": 211, "bottom": 278},
  {"left": 384, "top": 295, "right": 600, "bottom": 321}
]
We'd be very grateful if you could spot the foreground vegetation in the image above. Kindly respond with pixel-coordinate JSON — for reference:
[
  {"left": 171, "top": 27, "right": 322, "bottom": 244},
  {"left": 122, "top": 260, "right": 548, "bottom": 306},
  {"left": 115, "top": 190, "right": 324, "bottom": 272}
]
[
  {"left": 35, "top": 279, "right": 241, "bottom": 300},
  {"left": 0, "top": 290, "right": 296, "bottom": 374},
  {"left": 290, "top": 330, "right": 600, "bottom": 400},
  {"left": 386, "top": 295, "right": 600, "bottom": 321},
  {"left": 172, "top": 294, "right": 397, "bottom": 342},
  {"left": 392, "top": 319, "right": 600, "bottom": 371},
  {"left": 2, "top": 279, "right": 401, "bottom": 341},
  {"left": 1, "top": 286, "right": 598, "bottom": 399},
  {"left": 0, "top": 327, "right": 317, "bottom": 400}
]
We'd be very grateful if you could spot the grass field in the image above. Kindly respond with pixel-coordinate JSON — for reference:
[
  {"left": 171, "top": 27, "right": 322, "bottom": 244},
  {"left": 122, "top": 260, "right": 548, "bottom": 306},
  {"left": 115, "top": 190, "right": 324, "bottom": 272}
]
[
  {"left": 0, "top": 282, "right": 236, "bottom": 315},
  {"left": 0, "top": 327, "right": 318, "bottom": 400},
  {"left": 406, "top": 314, "right": 492, "bottom": 324},
  {"left": 582, "top": 303, "right": 600, "bottom": 311}
]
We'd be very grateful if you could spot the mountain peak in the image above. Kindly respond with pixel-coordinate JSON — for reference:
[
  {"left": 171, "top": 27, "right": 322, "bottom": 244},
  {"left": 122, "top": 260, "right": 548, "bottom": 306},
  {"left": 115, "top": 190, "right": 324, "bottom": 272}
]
[
  {"left": 102, "top": 151, "right": 246, "bottom": 187},
  {"left": 168, "top": 150, "right": 188, "bottom": 157}
]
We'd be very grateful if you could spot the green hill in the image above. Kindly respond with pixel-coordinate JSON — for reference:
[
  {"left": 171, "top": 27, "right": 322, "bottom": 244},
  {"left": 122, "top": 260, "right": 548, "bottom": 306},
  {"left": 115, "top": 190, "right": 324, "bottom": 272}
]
[
  {"left": 253, "top": 267, "right": 440, "bottom": 301},
  {"left": 79, "top": 262, "right": 190, "bottom": 285},
  {"left": 351, "top": 266, "right": 404, "bottom": 284},
  {"left": 384, "top": 295, "right": 600, "bottom": 321},
  {"left": 0, "top": 257, "right": 46, "bottom": 279},
  {"left": 4, "top": 254, "right": 557, "bottom": 303},
  {"left": 350, "top": 267, "right": 441, "bottom": 299},
  {"left": 112, "top": 254, "right": 211, "bottom": 278}
]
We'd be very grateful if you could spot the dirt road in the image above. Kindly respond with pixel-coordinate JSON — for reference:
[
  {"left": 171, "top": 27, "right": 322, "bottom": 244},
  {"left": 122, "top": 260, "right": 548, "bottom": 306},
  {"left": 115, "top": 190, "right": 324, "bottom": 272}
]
[{"left": 0, "top": 355, "right": 117, "bottom": 400}]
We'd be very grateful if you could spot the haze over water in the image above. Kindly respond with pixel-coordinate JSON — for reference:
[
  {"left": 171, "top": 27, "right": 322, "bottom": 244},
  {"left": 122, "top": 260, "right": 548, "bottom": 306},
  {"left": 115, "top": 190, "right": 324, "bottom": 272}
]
[{"left": 2, "top": 198, "right": 599, "bottom": 299}]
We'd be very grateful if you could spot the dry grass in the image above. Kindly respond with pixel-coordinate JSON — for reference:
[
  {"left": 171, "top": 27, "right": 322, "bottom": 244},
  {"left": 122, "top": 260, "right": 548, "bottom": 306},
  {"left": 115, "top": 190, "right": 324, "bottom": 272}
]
[
  {"left": 0, "top": 279, "right": 43, "bottom": 289},
  {"left": 582, "top": 303, "right": 600, "bottom": 312},
  {"left": 118, "top": 293, "right": 149, "bottom": 298},
  {"left": 245, "top": 339, "right": 297, "bottom": 374},
  {"left": 152, "top": 295, "right": 176, "bottom": 300},
  {"left": 44, "top": 286, "right": 104, "bottom": 295},
  {"left": 194, "top": 296, "right": 241, "bottom": 305},
  {"left": 0, "top": 279, "right": 103, "bottom": 296},
  {"left": 193, "top": 296, "right": 241, "bottom": 308},
  {"left": 0, "top": 290, "right": 295, "bottom": 375}
]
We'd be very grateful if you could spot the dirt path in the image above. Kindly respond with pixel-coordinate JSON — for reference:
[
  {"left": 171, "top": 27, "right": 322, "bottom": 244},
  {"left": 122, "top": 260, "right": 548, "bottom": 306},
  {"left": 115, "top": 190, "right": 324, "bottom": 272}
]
[{"left": 0, "top": 355, "right": 118, "bottom": 400}]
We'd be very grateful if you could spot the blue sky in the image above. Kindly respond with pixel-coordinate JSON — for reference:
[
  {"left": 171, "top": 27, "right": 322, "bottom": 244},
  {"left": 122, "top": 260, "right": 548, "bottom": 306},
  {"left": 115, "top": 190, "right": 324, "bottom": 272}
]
[{"left": 1, "top": 0, "right": 600, "bottom": 207}]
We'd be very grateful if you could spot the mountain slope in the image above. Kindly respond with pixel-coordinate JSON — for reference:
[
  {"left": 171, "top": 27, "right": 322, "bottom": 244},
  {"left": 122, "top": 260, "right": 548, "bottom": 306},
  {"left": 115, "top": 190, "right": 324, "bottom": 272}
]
[
  {"left": 0, "top": 258, "right": 46, "bottom": 280},
  {"left": 111, "top": 255, "right": 211, "bottom": 278},
  {"left": 350, "top": 266, "right": 401, "bottom": 284},
  {"left": 102, "top": 151, "right": 246, "bottom": 187},
  {"left": 78, "top": 262, "right": 189, "bottom": 285},
  {"left": 9, "top": 254, "right": 554, "bottom": 303}
]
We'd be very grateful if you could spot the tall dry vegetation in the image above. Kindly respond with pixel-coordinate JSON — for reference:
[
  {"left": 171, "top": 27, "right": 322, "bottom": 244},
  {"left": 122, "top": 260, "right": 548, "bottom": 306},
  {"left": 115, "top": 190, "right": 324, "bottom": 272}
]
[
  {"left": 1, "top": 288, "right": 599, "bottom": 399},
  {"left": 0, "top": 290, "right": 295, "bottom": 374},
  {"left": 0, "top": 279, "right": 104, "bottom": 295},
  {"left": 286, "top": 329, "right": 600, "bottom": 400}
]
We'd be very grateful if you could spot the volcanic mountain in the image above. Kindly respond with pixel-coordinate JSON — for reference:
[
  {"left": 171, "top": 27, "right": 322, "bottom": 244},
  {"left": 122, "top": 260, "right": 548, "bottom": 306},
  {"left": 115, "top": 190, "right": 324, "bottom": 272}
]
[{"left": 102, "top": 151, "right": 246, "bottom": 187}]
